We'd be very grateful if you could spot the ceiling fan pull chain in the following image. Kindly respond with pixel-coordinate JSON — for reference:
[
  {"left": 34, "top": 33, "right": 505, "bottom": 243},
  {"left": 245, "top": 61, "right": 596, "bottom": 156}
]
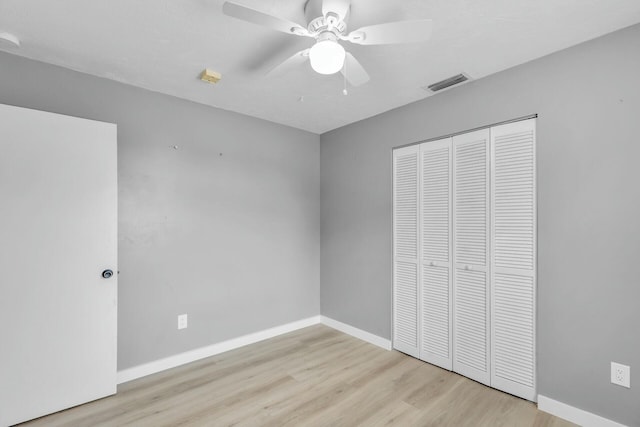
[{"left": 343, "top": 60, "right": 348, "bottom": 95}]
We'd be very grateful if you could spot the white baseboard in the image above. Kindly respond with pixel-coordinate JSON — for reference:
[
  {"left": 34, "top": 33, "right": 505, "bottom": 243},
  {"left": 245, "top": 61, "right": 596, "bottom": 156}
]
[
  {"left": 117, "top": 315, "right": 392, "bottom": 385},
  {"left": 538, "top": 395, "right": 627, "bottom": 427},
  {"left": 320, "top": 316, "right": 392, "bottom": 350},
  {"left": 118, "top": 318, "right": 626, "bottom": 427},
  {"left": 117, "top": 315, "right": 321, "bottom": 384}
]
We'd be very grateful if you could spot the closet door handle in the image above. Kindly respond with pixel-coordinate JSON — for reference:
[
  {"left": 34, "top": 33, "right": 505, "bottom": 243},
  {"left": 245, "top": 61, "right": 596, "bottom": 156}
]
[{"left": 464, "top": 265, "right": 472, "bottom": 271}]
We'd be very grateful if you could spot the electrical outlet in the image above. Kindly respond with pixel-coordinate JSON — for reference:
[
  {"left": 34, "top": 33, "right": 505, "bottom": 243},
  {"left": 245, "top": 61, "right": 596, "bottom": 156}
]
[
  {"left": 611, "top": 362, "right": 630, "bottom": 388},
  {"left": 178, "top": 314, "right": 188, "bottom": 330}
]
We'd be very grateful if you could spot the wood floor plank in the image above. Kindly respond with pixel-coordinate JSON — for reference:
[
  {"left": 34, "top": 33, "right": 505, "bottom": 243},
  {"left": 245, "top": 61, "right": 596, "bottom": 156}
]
[{"left": 19, "top": 325, "right": 576, "bottom": 427}]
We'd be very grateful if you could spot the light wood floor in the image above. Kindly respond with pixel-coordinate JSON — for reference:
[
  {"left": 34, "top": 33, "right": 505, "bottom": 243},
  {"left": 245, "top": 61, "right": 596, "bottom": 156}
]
[{"left": 21, "top": 325, "right": 575, "bottom": 427}]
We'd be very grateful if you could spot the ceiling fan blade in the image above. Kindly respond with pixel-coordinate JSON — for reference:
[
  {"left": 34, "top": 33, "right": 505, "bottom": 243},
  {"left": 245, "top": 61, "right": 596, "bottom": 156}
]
[
  {"left": 345, "top": 19, "right": 433, "bottom": 45},
  {"left": 341, "top": 52, "right": 369, "bottom": 86},
  {"left": 322, "top": 0, "right": 351, "bottom": 21},
  {"left": 223, "top": 1, "right": 310, "bottom": 37},
  {"left": 267, "top": 49, "right": 310, "bottom": 77}
]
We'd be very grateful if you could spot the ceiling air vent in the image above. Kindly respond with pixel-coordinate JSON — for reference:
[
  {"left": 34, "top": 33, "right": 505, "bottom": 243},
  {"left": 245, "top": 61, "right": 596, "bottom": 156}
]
[{"left": 425, "top": 73, "right": 470, "bottom": 93}]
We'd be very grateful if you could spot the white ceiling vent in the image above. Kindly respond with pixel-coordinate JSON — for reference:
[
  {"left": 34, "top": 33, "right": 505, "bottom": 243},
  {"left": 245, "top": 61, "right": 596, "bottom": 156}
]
[{"left": 425, "top": 73, "right": 470, "bottom": 93}]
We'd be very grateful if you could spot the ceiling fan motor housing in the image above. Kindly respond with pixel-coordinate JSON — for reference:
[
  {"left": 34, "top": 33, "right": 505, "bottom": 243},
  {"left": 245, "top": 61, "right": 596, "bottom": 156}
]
[
  {"left": 307, "top": 15, "right": 347, "bottom": 36},
  {"left": 305, "top": 0, "right": 350, "bottom": 31}
]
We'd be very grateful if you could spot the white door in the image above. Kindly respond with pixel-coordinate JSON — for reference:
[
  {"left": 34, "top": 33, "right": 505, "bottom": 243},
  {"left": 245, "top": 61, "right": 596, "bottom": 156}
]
[
  {"left": 490, "top": 119, "right": 537, "bottom": 401},
  {"left": 452, "top": 129, "right": 491, "bottom": 386},
  {"left": 392, "top": 145, "right": 420, "bottom": 357},
  {"left": 419, "top": 138, "right": 453, "bottom": 370},
  {"left": 0, "top": 104, "right": 117, "bottom": 426}
]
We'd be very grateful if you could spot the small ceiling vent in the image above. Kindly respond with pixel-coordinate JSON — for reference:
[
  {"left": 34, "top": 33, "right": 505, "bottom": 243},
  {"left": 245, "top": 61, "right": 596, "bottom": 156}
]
[{"left": 425, "top": 73, "right": 470, "bottom": 92}]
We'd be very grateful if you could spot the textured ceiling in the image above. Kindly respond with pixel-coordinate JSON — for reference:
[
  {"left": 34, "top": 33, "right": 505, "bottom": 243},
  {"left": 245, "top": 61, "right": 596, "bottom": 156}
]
[{"left": 1, "top": 0, "right": 639, "bottom": 134}]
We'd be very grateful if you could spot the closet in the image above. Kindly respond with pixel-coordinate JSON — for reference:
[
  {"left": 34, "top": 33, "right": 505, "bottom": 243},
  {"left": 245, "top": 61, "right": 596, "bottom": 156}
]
[{"left": 392, "top": 118, "right": 536, "bottom": 401}]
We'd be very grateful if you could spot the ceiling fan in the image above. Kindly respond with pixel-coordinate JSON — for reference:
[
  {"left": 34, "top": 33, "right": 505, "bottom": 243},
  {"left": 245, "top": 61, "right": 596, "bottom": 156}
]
[{"left": 222, "top": 0, "right": 433, "bottom": 87}]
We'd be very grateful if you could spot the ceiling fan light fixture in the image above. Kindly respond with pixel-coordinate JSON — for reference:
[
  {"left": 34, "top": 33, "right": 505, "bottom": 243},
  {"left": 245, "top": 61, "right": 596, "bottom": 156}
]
[{"left": 309, "top": 39, "right": 345, "bottom": 75}]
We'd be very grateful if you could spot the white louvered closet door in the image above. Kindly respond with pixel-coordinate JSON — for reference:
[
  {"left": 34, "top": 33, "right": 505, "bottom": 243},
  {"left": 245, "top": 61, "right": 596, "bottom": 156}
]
[
  {"left": 490, "top": 119, "right": 537, "bottom": 401},
  {"left": 419, "top": 138, "right": 453, "bottom": 370},
  {"left": 393, "top": 145, "right": 420, "bottom": 357},
  {"left": 452, "top": 129, "right": 491, "bottom": 386}
]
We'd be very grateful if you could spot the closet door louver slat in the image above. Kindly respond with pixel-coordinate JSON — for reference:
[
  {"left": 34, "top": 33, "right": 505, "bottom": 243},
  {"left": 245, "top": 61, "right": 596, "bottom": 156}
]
[
  {"left": 490, "top": 119, "right": 537, "bottom": 401},
  {"left": 420, "top": 138, "right": 452, "bottom": 370},
  {"left": 393, "top": 145, "right": 420, "bottom": 357},
  {"left": 452, "top": 129, "right": 491, "bottom": 386}
]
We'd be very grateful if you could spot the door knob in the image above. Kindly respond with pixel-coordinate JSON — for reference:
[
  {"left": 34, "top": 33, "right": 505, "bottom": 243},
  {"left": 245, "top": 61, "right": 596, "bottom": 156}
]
[{"left": 102, "top": 269, "right": 114, "bottom": 279}]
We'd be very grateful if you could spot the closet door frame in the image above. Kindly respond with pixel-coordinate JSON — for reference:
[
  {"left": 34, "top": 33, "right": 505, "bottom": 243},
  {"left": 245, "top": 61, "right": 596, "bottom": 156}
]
[{"left": 392, "top": 115, "right": 537, "bottom": 402}]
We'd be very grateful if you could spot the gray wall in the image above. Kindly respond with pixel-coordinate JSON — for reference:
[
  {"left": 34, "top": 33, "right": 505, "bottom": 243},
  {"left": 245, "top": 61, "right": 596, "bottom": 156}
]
[
  {"left": 0, "top": 52, "right": 320, "bottom": 370},
  {"left": 320, "top": 24, "right": 640, "bottom": 426}
]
